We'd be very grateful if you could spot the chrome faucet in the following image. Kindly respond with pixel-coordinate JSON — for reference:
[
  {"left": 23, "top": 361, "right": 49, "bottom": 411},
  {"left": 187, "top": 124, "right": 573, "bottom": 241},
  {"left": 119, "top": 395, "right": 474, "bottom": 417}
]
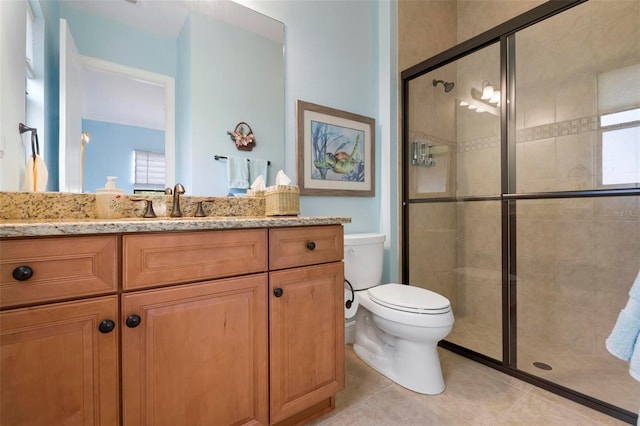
[{"left": 170, "top": 183, "right": 186, "bottom": 217}]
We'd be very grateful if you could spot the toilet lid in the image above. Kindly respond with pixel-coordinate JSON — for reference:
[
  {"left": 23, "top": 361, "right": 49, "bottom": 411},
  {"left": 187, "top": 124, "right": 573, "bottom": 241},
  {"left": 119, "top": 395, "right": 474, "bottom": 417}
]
[{"left": 368, "top": 284, "right": 451, "bottom": 314}]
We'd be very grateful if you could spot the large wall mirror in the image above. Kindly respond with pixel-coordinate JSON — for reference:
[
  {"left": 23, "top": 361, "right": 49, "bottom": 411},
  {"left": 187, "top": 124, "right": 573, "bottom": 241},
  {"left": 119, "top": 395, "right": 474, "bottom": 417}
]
[{"left": 2, "top": 0, "right": 284, "bottom": 196}]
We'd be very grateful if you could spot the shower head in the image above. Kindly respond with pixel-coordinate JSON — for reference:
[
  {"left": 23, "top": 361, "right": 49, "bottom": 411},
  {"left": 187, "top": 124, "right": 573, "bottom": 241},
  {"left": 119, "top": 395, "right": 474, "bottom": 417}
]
[{"left": 432, "top": 79, "right": 455, "bottom": 93}]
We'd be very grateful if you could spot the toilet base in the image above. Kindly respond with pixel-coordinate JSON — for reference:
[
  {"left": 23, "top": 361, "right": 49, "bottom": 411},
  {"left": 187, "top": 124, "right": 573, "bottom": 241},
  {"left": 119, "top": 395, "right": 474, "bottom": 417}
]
[{"left": 353, "top": 308, "right": 448, "bottom": 395}]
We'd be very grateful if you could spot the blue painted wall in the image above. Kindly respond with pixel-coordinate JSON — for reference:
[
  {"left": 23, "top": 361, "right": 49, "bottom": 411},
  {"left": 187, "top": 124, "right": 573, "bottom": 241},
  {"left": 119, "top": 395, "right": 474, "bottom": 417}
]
[
  {"left": 239, "top": 1, "right": 379, "bottom": 222},
  {"left": 82, "top": 119, "right": 164, "bottom": 193},
  {"left": 234, "top": 0, "right": 399, "bottom": 282},
  {"left": 39, "top": 0, "right": 60, "bottom": 191},
  {"left": 176, "top": 15, "right": 193, "bottom": 190},
  {"left": 179, "top": 12, "right": 285, "bottom": 196}
]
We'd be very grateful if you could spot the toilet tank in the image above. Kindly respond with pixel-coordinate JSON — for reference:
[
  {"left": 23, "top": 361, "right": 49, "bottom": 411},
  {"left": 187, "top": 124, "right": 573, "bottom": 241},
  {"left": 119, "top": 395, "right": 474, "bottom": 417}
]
[{"left": 344, "top": 233, "right": 386, "bottom": 291}]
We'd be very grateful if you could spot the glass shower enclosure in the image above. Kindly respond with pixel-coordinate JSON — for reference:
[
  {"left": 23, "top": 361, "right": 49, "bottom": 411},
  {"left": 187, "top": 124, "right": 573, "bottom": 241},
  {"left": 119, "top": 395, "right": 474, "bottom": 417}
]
[{"left": 402, "top": 1, "right": 640, "bottom": 423}]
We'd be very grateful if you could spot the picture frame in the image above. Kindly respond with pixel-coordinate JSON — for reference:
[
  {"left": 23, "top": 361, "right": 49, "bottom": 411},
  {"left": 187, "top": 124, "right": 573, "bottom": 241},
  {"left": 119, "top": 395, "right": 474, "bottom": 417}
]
[{"left": 296, "top": 100, "right": 375, "bottom": 197}]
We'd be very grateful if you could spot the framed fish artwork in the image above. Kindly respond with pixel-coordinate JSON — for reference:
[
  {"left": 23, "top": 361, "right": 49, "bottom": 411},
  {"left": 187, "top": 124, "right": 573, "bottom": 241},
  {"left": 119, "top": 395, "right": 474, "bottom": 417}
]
[{"left": 296, "top": 100, "right": 375, "bottom": 196}]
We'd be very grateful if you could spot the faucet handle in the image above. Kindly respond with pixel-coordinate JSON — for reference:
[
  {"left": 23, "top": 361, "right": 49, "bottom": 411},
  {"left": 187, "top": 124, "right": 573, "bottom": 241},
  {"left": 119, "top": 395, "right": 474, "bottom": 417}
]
[
  {"left": 195, "top": 198, "right": 215, "bottom": 217},
  {"left": 130, "top": 198, "right": 157, "bottom": 218}
]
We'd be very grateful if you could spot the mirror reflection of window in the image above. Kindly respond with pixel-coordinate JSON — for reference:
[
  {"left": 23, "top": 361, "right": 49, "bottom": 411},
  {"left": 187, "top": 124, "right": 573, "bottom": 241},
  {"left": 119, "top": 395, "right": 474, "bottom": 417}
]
[{"left": 134, "top": 149, "right": 165, "bottom": 193}]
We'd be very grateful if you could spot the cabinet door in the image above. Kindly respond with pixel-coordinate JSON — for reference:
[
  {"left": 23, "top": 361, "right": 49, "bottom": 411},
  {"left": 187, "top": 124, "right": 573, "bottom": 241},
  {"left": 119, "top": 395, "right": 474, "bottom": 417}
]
[
  {"left": 269, "top": 262, "right": 345, "bottom": 424},
  {"left": 0, "top": 296, "right": 119, "bottom": 426},
  {"left": 122, "top": 274, "right": 268, "bottom": 426}
]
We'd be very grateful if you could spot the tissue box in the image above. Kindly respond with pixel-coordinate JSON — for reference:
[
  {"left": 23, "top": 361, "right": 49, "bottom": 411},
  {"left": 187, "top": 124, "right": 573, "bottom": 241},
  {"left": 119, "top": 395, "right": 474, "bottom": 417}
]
[{"left": 265, "top": 185, "right": 300, "bottom": 216}]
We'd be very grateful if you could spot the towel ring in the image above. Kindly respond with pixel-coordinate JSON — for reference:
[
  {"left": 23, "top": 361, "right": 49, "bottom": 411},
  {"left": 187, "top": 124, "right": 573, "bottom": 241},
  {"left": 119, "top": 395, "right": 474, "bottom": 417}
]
[
  {"left": 19, "top": 123, "right": 39, "bottom": 159},
  {"left": 227, "top": 121, "right": 255, "bottom": 152}
]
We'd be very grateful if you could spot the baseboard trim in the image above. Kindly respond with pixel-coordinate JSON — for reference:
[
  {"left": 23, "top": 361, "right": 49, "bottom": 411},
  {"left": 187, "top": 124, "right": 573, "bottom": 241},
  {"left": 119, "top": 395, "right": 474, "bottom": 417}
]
[{"left": 345, "top": 319, "right": 355, "bottom": 344}]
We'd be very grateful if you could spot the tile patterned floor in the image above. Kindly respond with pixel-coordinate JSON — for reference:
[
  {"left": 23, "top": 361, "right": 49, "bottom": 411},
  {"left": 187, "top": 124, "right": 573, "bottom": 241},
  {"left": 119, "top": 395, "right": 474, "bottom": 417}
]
[
  {"left": 312, "top": 345, "right": 633, "bottom": 425},
  {"left": 447, "top": 316, "right": 640, "bottom": 413}
]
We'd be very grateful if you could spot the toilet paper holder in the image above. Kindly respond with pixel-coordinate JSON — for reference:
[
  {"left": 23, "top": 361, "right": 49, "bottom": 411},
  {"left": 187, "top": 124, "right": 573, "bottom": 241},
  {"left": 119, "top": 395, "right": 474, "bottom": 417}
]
[{"left": 345, "top": 279, "right": 355, "bottom": 309}]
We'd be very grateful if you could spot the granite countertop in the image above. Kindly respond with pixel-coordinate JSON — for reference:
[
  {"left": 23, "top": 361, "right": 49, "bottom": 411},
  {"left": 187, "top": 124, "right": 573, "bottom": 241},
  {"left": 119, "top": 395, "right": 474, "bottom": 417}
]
[
  {"left": 0, "top": 216, "right": 351, "bottom": 238},
  {"left": 0, "top": 191, "right": 350, "bottom": 238}
]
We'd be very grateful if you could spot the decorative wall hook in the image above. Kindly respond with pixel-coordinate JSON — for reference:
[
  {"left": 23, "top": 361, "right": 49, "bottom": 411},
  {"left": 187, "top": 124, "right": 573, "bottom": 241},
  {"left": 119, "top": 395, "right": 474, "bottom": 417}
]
[{"left": 227, "top": 121, "right": 255, "bottom": 151}]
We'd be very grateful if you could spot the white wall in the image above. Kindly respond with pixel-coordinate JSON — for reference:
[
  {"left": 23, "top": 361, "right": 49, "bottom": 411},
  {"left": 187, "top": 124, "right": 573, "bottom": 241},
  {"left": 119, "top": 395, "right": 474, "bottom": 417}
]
[
  {"left": 237, "top": 0, "right": 400, "bottom": 282},
  {"left": 1, "top": 0, "right": 27, "bottom": 191}
]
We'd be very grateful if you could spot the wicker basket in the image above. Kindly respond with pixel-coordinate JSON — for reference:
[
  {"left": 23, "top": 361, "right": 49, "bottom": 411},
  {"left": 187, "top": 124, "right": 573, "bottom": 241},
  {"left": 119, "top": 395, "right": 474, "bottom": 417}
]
[
  {"left": 246, "top": 189, "right": 265, "bottom": 197},
  {"left": 265, "top": 185, "right": 300, "bottom": 216}
]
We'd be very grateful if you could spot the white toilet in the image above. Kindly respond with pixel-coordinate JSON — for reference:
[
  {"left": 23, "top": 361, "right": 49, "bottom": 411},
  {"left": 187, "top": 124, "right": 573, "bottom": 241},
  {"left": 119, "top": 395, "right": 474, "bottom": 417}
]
[{"left": 344, "top": 233, "right": 454, "bottom": 395}]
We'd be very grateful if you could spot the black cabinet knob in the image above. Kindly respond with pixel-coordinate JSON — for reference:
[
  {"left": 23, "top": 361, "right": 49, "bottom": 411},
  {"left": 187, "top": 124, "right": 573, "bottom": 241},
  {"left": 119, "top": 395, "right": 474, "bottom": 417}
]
[
  {"left": 98, "top": 320, "right": 116, "bottom": 334},
  {"left": 306, "top": 241, "right": 316, "bottom": 251},
  {"left": 126, "top": 315, "right": 142, "bottom": 328},
  {"left": 12, "top": 265, "right": 33, "bottom": 281},
  {"left": 273, "top": 288, "right": 283, "bottom": 297}
]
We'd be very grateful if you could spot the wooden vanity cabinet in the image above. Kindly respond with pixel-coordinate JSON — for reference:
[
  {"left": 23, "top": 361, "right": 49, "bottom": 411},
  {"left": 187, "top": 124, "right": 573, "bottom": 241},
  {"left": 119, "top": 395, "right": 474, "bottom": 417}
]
[
  {"left": 122, "top": 226, "right": 345, "bottom": 426},
  {"left": 268, "top": 226, "right": 345, "bottom": 425},
  {"left": 0, "top": 224, "right": 345, "bottom": 426},
  {"left": 121, "top": 229, "right": 269, "bottom": 426},
  {"left": 0, "top": 236, "right": 119, "bottom": 426}
]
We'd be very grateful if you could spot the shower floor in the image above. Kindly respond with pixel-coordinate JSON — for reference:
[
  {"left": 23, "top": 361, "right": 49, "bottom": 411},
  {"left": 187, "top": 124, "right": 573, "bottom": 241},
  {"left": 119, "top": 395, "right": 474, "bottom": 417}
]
[{"left": 448, "top": 315, "right": 640, "bottom": 414}]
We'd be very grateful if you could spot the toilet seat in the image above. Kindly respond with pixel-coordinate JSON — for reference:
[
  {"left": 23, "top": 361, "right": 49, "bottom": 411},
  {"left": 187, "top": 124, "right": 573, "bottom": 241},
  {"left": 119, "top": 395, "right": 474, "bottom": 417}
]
[{"left": 368, "top": 284, "right": 451, "bottom": 315}]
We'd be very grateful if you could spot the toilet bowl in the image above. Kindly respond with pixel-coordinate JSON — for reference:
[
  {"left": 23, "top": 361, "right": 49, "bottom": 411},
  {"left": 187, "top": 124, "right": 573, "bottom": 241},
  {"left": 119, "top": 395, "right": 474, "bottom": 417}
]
[{"left": 345, "top": 233, "right": 454, "bottom": 395}]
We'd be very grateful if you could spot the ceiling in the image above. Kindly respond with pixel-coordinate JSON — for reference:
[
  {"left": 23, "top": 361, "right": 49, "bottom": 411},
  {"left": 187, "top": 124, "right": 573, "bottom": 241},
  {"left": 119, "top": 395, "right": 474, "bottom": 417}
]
[
  {"left": 59, "top": 0, "right": 190, "bottom": 38},
  {"left": 81, "top": 66, "right": 166, "bottom": 130}
]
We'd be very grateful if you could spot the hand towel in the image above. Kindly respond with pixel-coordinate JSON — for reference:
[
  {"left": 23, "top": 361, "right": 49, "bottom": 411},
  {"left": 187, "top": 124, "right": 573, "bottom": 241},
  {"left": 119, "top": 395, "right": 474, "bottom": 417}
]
[
  {"left": 22, "top": 129, "right": 48, "bottom": 192},
  {"left": 629, "top": 269, "right": 640, "bottom": 384},
  {"left": 630, "top": 339, "right": 640, "bottom": 381},
  {"left": 606, "top": 298, "right": 640, "bottom": 361},
  {"left": 23, "top": 154, "right": 48, "bottom": 192},
  {"left": 34, "top": 154, "right": 48, "bottom": 191},
  {"left": 227, "top": 156, "right": 249, "bottom": 189},
  {"left": 249, "top": 158, "right": 269, "bottom": 185},
  {"left": 630, "top": 269, "right": 640, "bottom": 300}
]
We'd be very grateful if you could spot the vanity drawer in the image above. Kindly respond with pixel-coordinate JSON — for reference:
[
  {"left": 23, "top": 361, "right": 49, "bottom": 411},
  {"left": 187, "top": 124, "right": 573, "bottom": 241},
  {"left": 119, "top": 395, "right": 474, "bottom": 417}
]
[
  {"left": 123, "top": 229, "right": 268, "bottom": 290},
  {"left": 269, "top": 225, "right": 343, "bottom": 270},
  {"left": 0, "top": 236, "right": 118, "bottom": 308}
]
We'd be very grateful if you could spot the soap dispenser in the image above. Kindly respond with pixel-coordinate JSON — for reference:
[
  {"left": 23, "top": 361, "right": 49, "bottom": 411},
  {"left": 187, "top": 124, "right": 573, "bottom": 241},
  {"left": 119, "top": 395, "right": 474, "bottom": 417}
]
[{"left": 96, "top": 176, "right": 125, "bottom": 219}]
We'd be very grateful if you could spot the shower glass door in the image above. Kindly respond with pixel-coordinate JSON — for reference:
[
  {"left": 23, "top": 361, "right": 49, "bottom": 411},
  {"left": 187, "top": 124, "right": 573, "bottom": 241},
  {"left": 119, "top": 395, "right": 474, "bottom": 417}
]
[
  {"left": 405, "top": 42, "right": 502, "bottom": 361},
  {"left": 513, "top": 0, "right": 640, "bottom": 412}
]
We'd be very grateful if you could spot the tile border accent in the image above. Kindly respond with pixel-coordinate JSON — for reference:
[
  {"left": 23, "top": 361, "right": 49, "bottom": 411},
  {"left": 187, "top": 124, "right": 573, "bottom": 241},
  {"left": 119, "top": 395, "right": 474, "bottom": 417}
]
[
  {"left": 408, "top": 130, "right": 456, "bottom": 148},
  {"left": 517, "top": 115, "right": 598, "bottom": 143}
]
